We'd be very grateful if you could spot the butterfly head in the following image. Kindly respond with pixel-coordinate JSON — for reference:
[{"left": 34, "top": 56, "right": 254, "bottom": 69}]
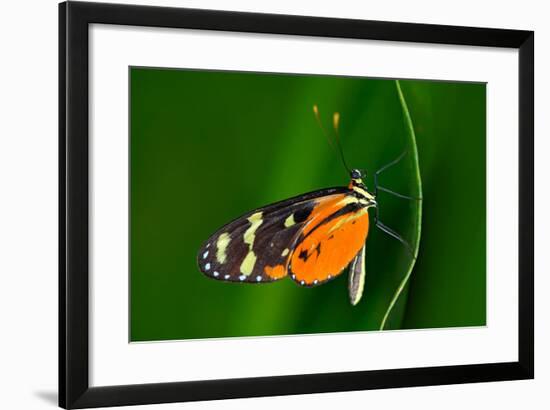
[{"left": 350, "top": 168, "right": 365, "bottom": 184}]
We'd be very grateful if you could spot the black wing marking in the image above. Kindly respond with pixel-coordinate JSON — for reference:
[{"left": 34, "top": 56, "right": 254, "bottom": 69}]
[{"left": 197, "top": 187, "right": 348, "bottom": 283}]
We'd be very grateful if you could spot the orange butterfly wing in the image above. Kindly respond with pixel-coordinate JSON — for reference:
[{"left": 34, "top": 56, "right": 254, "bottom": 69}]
[{"left": 289, "top": 195, "right": 370, "bottom": 286}]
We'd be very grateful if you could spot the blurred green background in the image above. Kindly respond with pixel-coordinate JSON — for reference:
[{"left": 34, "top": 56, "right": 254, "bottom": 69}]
[{"left": 130, "top": 67, "right": 486, "bottom": 341}]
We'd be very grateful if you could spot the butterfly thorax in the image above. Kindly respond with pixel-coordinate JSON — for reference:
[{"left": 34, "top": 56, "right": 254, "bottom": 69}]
[{"left": 348, "top": 177, "right": 377, "bottom": 208}]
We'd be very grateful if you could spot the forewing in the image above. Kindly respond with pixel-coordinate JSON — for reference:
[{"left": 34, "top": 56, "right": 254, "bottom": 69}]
[
  {"left": 197, "top": 187, "right": 348, "bottom": 283},
  {"left": 289, "top": 199, "right": 370, "bottom": 287}
]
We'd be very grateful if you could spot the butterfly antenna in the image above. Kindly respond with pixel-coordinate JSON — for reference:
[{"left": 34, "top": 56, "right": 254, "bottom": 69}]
[
  {"left": 332, "top": 112, "right": 351, "bottom": 173},
  {"left": 313, "top": 105, "right": 350, "bottom": 175},
  {"left": 313, "top": 105, "right": 337, "bottom": 153}
]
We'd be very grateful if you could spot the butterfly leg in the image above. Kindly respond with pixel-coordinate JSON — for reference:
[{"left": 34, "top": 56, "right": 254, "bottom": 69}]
[
  {"left": 374, "top": 150, "right": 422, "bottom": 201},
  {"left": 374, "top": 149, "right": 407, "bottom": 198},
  {"left": 373, "top": 205, "right": 415, "bottom": 259},
  {"left": 377, "top": 186, "right": 422, "bottom": 201}
]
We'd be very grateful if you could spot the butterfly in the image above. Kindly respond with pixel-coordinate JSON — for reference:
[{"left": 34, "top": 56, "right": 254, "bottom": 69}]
[{"left": 197, "top": 106, "right": 414, "bottom": 305}]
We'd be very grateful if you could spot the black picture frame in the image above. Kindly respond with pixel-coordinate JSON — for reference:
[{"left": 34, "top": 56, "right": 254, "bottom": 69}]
[{"left": 59, "top": 1, "right": 534, "bottom": 408}]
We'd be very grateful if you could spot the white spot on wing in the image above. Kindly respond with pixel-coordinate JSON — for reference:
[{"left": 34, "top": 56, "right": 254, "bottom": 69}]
[
  {"left": 213, "top": 271, "right": 219, "bottom": 277},
  {"left": 224, "top": 274, "right": 230, "bottom": 279},
  {"left": 205, "top": 263, "right": 211, "bottom": 271},
  {"left": 203, "top": 251, "right": 209, "bottom": 259},
  {"left": 239, "top": 275, "right": 246, "bottom": 281},
  {"left": 256, "top": 276, "right": 262, "bottom": 282}
]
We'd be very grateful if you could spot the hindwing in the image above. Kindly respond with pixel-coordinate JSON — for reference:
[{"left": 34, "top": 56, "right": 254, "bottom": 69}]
[{"left": 289, "top": 197, "right": 371, "bottom": 286}]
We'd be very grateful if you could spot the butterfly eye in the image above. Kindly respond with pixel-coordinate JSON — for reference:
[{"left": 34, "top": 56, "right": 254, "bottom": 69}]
[{"left": 351, "top": 169, "right": 363, "bottom": 179}]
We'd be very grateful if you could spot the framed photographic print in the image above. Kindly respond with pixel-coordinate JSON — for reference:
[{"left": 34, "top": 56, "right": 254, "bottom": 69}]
[{"left": 59, "top": 1, "right": 534, "bottom": 408}]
